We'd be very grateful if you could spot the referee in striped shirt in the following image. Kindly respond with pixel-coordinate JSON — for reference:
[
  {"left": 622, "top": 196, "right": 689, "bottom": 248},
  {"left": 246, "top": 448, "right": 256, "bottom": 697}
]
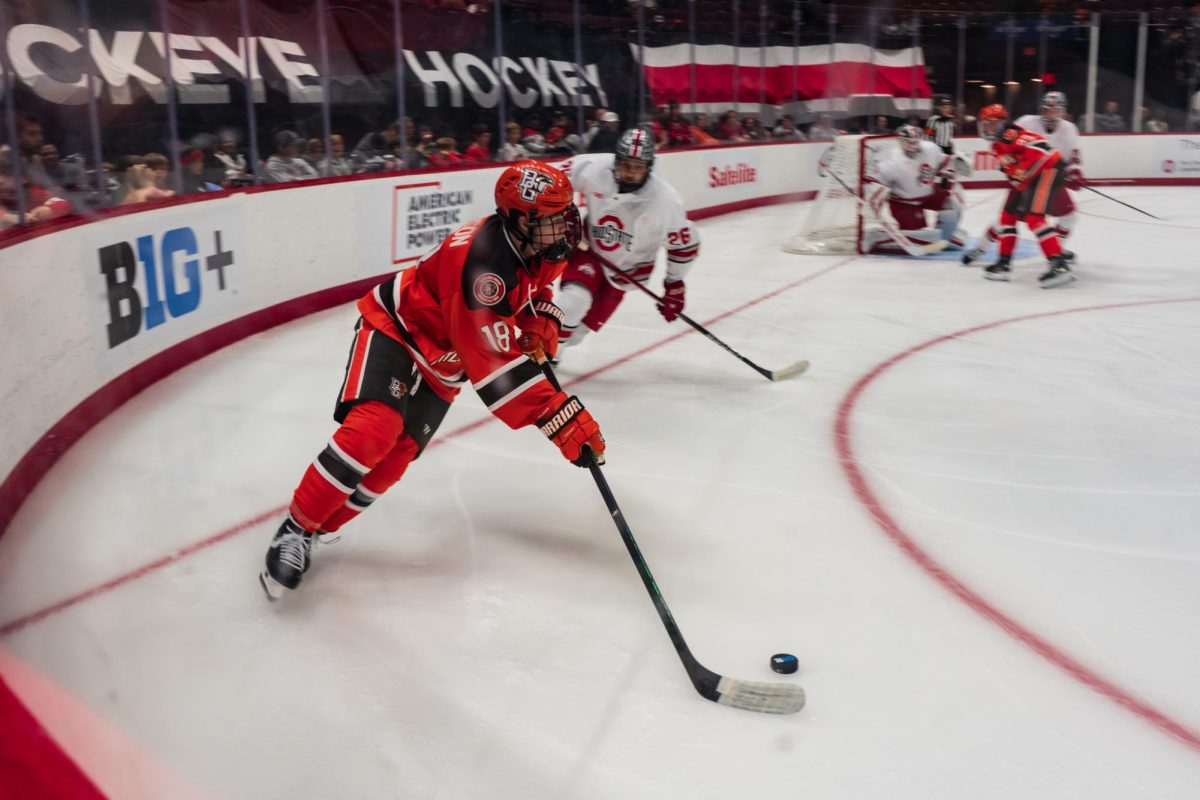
[{"left": 924, "top": 96, "right": 957, "bottom": 154}]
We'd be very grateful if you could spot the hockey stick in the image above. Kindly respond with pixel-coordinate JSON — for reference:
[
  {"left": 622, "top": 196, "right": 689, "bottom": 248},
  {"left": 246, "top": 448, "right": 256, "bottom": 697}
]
[
  {"left": 592, "top": 258, "right": 809, "bottom": 381},
  {"left": 540, "top": 361, "right": 807, "bottom": 714},
  {"left": 825, "top": 168, "right": 949, "bottom": 257},
  {"left": 1081, "top": 184, "right": 1165, "bottom": 220}
]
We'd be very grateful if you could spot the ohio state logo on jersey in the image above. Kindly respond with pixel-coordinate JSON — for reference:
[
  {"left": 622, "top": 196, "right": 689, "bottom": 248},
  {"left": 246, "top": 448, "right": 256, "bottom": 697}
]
[
  {"left": 517, "top": 168, "right": 552, "bottom": 201},
  {"left": 590, "top": 214, "right": 634, "bottom": 252}
]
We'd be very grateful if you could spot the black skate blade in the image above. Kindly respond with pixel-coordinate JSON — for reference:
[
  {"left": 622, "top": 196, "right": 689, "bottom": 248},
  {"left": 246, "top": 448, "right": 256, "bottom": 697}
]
[
  {"left": 259, "top": 570, "right": 287, "bottom": 602},
  {"left": 1040, "top": 273, "right": 1077, "bottom": 289}
]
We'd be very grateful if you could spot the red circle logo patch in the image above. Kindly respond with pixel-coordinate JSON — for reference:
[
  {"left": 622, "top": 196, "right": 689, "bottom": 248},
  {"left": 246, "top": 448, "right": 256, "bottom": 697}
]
[{"left": 473, "top": 273, "right": 505, "bottom": 306}]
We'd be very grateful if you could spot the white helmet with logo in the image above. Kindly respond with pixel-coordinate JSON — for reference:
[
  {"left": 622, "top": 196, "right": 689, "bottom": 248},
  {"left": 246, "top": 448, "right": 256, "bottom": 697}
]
[{"left": 613, "top": 127, "right": 655, "bottom": 192}]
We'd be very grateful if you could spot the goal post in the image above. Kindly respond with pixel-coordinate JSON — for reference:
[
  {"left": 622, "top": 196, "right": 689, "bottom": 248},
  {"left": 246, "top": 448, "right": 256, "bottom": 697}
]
[{"left": 783, "top": 134, "right": 899, "bottom": 255}]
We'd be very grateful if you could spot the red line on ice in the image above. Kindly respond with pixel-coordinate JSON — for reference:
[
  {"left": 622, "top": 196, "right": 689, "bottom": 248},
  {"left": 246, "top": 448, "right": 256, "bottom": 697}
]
[
  {"left": 833, "top": 296, "right": 1200, "bottom": 753},
  {"left": 0, "top": 257, "right": 849, "bottom": 638}
]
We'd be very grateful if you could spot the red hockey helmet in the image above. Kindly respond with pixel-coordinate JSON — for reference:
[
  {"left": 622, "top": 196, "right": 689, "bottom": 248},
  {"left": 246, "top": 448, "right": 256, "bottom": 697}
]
[
  {"left": 977, "top": 103, "right": 1009, "bottom": 141},
  {"left": 494, "top": 161, "right": 581, "bottom": 262}
]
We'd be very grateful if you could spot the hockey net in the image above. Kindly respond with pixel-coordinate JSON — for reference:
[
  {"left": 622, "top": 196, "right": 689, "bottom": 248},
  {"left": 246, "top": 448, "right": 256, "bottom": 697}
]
[{"left": 783, "top": 134, "right": 899, "bottom": 255}]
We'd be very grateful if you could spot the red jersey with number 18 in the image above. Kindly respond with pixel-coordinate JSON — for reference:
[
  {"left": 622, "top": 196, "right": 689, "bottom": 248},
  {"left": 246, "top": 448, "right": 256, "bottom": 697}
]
[{"left": 357, "top": 214, "right": 566, "bottom": 430}]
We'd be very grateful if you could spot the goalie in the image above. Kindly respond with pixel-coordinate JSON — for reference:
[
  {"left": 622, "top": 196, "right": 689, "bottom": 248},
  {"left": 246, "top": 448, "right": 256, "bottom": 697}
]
[{"left": 862, "top": 125, "right": 967, "bottom": 255}]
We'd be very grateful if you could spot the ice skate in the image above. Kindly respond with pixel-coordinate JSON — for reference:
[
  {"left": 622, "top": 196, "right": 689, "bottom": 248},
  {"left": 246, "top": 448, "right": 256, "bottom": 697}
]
[
  {"left": 260, "top": 516, "right": 315, "bottom": 601},
  {"left": 1038, "top": 254, "right": 1076, "bottom": 289},
  {"left": 983, "top": 255, "right": 1012, "bottom": 281}
]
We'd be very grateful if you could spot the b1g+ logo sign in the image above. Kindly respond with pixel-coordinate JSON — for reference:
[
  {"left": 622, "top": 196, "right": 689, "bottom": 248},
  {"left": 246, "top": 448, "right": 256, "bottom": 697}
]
[{"left": 98, "top": 226, "right": 236, "bottom": 349}]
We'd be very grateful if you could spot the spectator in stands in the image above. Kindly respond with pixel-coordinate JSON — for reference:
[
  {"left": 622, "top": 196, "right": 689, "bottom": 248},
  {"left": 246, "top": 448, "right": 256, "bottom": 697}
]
[
  {"left": 315, "top": 134, "right": 354, "bottom": 176},
  {"left": 353, "top": 118, "right": 416, "bottom": 168},
  {"left": 689, "top": 113, "right": 718, "bottom": 146},
  {"left": 742, "top": 116, "right": 768, "bottom": 140},
  {"left": 463, "top": 124, "right": 492, "bottom": 162},
  {"left": 142, "top": 153, "right": 177, "bottom": 198},
  {"left": 545, "top": 111, "right": 571, "bottom": 151},
  {"left": 414, "top": 124, "right": 439, "bottom": 162},
  {"left": 647, "top": 110, "right": 668, "bottom": 149},
  {"left": 586, "top": 111, "right": 622, "bottom": 153},
  {"left": 871, "top": 115, "right": 892, "bottom": 134},
  {"left": 37, "top": 143, "right": 88, "bottom": 196},
  {"left": 664, "top": 101, "right": 694, "bottom": 148},
  {"left": 215, "top": 130, "right": 251, "bottom": 184},
  {"left": 16, "top": 115, "right": 46, "bottom": 180},
  {"left": 717, "top": 111, "right": 747, "bottom": 142},
  {"left": 0, "top": 146, "right": 72, "bottom": 229},
  {"left": 265, "top": 130, "right": 319, "bottom": 183},
  {"left": 520, "top": 114, "right": 549, "bottom": 155},
  {"left": 582, "top": 108, "right": 609, "bottom": 151},
  {"left": 427, "top": 137, "right": 464, "bottom": 167},
  {"left": 114, "top": 156, "right": 156, "bottom": 205},
  {"left": 304, "top": 138, "right": 324, "bottom": 168},
  {"left": 807, "top": 112, "right": 839, "bottom": 140},
  {"left": 772, "top": 114, "right": 805, "bottom": 141},
  {"left": 497, "top": 121, "right": 529, "bottom": 162},
  {"left": 1095, "top": 101, "right": 1126, "bottom": 133},
  {"left": 181, "top": 147, "right": 224, "bottom": 193}
]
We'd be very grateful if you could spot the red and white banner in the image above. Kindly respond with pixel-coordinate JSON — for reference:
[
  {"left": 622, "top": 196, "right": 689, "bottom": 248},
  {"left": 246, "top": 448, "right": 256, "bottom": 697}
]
[{"left": 634, "top": 43, "right": 931, "bottom": 114}]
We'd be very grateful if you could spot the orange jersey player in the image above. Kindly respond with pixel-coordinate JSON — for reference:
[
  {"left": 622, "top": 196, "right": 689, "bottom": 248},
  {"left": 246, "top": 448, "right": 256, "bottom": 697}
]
[
  {"left": 260, "top": 161, "right": 605, "bottom": 598},
  {"left": 965, "top": 104, "right": 1076, "bottom": 288}
]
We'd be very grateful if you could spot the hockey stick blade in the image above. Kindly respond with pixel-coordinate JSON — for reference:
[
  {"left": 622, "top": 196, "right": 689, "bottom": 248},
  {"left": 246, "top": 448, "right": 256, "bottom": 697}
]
[
  {"left": 687, "top": 657, "right": 806, "bottom": 714},
  {"left": 716, "top": 676, "right": 807, "bottom": 714},
  {"left": 770, "top": 359, "right": 811, "bottom": 381}
]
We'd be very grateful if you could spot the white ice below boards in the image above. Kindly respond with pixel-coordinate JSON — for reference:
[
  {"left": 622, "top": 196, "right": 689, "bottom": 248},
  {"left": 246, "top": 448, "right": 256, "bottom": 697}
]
[{"left": 2, "top": 187, "right": 1200, "bottom": 799}]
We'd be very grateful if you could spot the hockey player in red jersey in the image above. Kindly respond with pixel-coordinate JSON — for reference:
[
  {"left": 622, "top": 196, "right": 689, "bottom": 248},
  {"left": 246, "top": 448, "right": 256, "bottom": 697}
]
[
  {"left": 260, "top": 161, "right": 603, "bottom": 598},
  {"left": 967, "top": 104, "right": 1075, "bottom": 288}
]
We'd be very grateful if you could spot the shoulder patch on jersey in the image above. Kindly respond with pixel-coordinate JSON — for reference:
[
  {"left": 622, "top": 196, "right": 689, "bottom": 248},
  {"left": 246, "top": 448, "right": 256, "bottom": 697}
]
[
  {"left": 462, "top": 216, "right": 518, "bottom": 314},
  {"left": 1000, "top": 126, "right": 1020, "bottom": 143},
  {"left": 472, "top": 272, "right": 505, "bottom": 306}
]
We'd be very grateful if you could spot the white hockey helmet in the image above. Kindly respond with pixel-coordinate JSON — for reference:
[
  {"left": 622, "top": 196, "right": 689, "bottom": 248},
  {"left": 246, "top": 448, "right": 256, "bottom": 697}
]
[
  {"left": 896, "top": 124, "right": 923, "bottom": 157},
  {"left": 613, "top": 127, "right": 655, "bottom": 192},
  {"left": 1040, "top": 91, "right": 1067, "bottom": 130}
]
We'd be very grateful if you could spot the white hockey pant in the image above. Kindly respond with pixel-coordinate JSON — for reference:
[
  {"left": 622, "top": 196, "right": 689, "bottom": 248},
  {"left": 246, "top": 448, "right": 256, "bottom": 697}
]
[{"left": 557, "top": 282, "right": 593, "bottom": 348}]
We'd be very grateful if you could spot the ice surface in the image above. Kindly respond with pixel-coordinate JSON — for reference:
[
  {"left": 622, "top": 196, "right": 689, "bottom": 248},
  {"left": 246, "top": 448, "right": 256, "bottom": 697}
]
[{"left": 3, "top": 187, "right": 1200, "bottom": 799}]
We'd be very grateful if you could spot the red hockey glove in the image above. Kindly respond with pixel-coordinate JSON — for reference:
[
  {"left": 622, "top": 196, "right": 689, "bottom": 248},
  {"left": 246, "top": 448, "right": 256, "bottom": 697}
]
[
  {"left": 538, "top": 394, "right": 605, "bottom": 467},
  {"left": 516, "top": 299, "right": 564, "bottom": 364},
  {"left": 658, "top": 279, "right": 686, "bottom": 322},
  {"left": 1065, "top": 167, "right": 1085, "bottom": 191}
]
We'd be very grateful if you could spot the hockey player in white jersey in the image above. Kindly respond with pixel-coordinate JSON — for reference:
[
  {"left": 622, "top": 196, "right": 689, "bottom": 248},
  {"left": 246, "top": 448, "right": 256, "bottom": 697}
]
[
  {"left": 556, "top": 128, "right": 700, "bottom": 352},
  {"left": 1014, "top": 91, "right": 1082, "bottom": 252},
  {"left": 862, "top": 125, "right": 967, "bottom": 255}
]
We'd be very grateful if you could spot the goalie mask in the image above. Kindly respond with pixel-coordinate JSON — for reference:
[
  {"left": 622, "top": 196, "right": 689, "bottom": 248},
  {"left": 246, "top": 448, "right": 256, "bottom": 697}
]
[
  {"left": 613, "top": 127, "right": 655, "bottom": 193},
  {"left": 896, "top": 125, "right": 923, "bottom": 157},
  {"left": 494, "top": 161, "right": 581, "bottom": 263},
  {"left": 977, "top": 104, "right": 1010, "bottom": 141},
  {"left": 1040, "top": 91, "right": 1067, "bottom": 132}
]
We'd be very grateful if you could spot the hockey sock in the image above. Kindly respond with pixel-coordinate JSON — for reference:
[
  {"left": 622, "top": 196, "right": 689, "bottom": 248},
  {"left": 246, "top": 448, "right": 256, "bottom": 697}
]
[
  {"left": 289, "top": 401, "right": 406, "bottom": 532},
  {"left": 319, "top": 435, "right": 420, "bottom": 533},
  {"left": 1054, "top": 211, "right": 1076, "bottom": 242},
  {"left": 1028, "top": 215, "right": 1063, "bottom": 258}
]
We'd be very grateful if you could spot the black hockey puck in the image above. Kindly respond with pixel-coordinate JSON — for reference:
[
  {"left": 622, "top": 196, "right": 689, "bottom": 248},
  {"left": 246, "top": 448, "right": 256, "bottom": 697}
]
[{"left": 770, "top": 653, "right": 798, "bottom": 675}]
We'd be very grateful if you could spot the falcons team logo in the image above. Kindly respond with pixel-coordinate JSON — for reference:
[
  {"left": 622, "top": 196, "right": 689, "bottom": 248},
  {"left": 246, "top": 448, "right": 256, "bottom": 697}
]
[{"left": 518, "top": 168, "right": 552, "bottom": 201}]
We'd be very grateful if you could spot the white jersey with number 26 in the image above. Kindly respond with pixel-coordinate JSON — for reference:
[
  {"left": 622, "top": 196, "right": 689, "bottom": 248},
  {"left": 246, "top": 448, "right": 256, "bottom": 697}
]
[{"left": 565, "top": 154, "right": 700, "bottom": 290}]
